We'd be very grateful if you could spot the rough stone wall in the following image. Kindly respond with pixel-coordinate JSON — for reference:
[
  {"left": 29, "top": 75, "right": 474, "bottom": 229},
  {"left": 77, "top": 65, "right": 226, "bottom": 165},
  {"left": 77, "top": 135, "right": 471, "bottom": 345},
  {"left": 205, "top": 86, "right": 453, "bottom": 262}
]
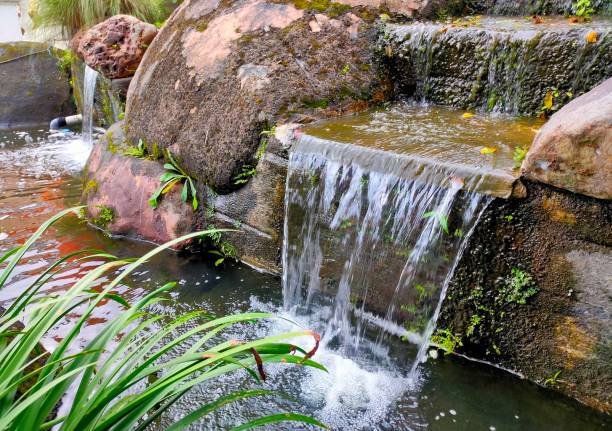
[
  {"left": 125, "top": 0, "right": 391, "bottom": 192},
  {"left": 439, "top": 180, "right": 612, "bottom": 413},
  {"left": 0, "top": 42, "right": 74, "bottom": 128},
  {"left": 383, "top": 20, "right": 611, "bottom": 115}
]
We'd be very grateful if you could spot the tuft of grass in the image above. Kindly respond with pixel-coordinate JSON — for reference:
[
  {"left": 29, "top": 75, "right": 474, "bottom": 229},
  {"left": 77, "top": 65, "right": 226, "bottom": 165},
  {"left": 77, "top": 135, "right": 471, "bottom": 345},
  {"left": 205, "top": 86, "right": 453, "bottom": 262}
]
[
  {"left": 0, "top": 208, "right": 328, "bottom": 431},
  {"left": 33, "top": 0, "right": 168, "bottom": 34}
]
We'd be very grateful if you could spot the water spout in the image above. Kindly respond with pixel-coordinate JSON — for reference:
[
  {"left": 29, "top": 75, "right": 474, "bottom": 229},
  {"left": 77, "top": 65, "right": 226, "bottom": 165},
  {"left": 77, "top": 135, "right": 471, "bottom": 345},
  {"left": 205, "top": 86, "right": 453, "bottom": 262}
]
[{"left": 82, "top": 66, "right": 99, "bottom": 146}]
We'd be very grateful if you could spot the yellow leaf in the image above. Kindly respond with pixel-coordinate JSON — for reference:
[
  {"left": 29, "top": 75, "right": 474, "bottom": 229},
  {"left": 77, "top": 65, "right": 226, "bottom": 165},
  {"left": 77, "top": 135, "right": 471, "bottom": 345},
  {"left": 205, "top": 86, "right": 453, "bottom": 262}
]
[
  {"left": 480, "top": 147, "right": 497, "bottom": 154},
  {"left": 543, "top": 91, "right": 553, "bottom": 109},
  {"left": 462, "top": 112, "right": 474, "bottom": 119},
  {"left": 585, "top": 31, "right": 598, "bottom": 43}
]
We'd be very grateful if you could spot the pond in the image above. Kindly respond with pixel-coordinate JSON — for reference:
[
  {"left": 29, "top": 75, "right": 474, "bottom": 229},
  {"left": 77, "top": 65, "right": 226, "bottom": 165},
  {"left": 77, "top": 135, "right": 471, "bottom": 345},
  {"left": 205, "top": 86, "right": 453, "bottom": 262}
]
[{"left": 0, "top": 128, "right": 610, "bottom": 430}]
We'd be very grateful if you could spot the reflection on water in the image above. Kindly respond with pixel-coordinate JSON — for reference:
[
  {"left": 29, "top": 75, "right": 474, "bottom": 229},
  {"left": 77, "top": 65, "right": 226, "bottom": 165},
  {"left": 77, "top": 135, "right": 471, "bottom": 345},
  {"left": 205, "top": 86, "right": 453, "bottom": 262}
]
[{"left": 0, "top": 128, "right": 610, "bottom": 430}]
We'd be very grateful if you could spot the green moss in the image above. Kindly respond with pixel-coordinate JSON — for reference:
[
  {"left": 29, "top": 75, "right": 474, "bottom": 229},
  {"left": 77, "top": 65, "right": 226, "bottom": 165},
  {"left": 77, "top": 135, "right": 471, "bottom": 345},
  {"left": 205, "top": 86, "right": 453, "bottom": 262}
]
[
  {"left": 83, "top": 179, "right": 98, "bottom": 195},
  {"left": 487, "top": 91, "right": 498, "bottom": 110},
  {"left": 53, "top": 48, "right": 77, "bottom": 77},
  {"left": 106, "top": 131, "right": 119, "bottom": 154},
  {"left": 302, "top": 98, "right": 330, "bottom": 109},
  {"left": 90, "top": 205, "right": 115, "bottom": 230},
  {"left": 288, "top": 0, "right": 351, "bottom": 17},
  {"left": 151, "top": 142, "right": 163, "bottom": 159}
]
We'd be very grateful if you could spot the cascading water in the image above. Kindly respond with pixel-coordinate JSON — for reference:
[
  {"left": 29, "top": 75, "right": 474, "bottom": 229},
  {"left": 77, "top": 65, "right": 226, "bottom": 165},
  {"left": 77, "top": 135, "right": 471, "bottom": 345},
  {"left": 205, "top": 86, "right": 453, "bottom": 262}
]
[
  {"left": 282, "top": 147, "right": 490, "bottom": 369},
  {"left": 82, "top": 66, "right": 99, "bottom": 146}
]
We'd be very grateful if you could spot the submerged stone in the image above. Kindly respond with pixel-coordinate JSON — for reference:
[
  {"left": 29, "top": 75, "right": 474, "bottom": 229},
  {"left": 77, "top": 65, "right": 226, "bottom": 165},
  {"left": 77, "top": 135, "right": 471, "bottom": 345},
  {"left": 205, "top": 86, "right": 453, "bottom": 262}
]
[{"left": 522, "top": 77, "right": 612, "bottom": 200}]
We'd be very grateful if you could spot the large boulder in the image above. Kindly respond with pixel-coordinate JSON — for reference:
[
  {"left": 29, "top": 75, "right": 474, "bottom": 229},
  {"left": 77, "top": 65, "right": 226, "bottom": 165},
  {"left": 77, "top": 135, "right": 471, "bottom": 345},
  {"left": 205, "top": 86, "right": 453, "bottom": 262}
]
[
  {"left": 125, "top": 0, "right": 394, "bottom": 192},
  {"left": 83, "top": 123, "right": 197, "bottom": 244},
  {"left": 0, "top": 42, "right": 74, "bottom": 129},
  {"left": 522, "top": 78, "right": 612, "bottom": 200},
  {"left": 71, "top": 15, "right": 158, "bottom": 79}
]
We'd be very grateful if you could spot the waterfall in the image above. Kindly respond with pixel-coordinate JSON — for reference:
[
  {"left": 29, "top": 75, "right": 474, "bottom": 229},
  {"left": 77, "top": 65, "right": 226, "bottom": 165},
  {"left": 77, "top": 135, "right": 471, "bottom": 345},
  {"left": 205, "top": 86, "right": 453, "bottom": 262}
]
[
  {"left": 282, "top": 143, "right": 491, "bottom": 371},
  {"left": 82, "top": 66, "right": 99, "bottom": 146}
]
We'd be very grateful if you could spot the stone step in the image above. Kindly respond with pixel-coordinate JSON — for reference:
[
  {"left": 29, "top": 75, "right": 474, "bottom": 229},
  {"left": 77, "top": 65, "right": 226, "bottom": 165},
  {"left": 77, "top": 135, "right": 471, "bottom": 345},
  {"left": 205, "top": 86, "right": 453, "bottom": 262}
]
[
  {"left": 383, "top": 16, "right": 611, "bottom": 115},
  {"left": 291, "top": 102, "right": 540, "bottom": 198}
]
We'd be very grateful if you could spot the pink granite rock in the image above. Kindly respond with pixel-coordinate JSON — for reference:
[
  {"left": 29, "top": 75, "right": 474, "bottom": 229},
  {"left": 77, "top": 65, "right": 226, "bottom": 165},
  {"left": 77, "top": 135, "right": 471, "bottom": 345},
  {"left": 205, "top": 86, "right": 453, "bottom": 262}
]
[
  {"left": 522, "top": 78, "right": 612, "bottom": 200},
  {"left": 71, "top": 15, "right": 158, "bottom": 79}
]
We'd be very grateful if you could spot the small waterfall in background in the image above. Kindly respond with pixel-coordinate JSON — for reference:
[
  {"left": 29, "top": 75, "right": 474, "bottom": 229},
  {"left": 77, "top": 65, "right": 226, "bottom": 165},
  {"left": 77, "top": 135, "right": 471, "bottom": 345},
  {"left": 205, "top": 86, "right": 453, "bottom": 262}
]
[
  {"left": 82, "top": 66, "right": 99, "bottom": 146},
  {"left": 282, "top": 143, "right": 491, "bottom": 374}
]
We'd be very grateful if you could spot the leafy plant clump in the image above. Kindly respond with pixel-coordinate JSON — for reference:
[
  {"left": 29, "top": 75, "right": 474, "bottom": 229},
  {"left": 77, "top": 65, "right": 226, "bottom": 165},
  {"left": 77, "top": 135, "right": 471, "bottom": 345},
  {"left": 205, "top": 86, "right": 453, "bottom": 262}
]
[
  {"left": 204, "top": 224, "right": 237, "bottom": 266},
  {"left": 430, "top": 329, "right": 463, "bottom": 355},
  {"left": 0, "top": 208, "right": 327, "bottom": 431},
  {"left": 33, "top": 0, "right": 168, "bottom": 34},
  {"left": 90, "top": 205, "right": 115, "bottom": 229},
  {"left": 513, "top": 146, "right": 528, "bottom": 169},
  {"left": 121, "top": 138, "right": 147, "bottom": 158},
  {"left": 573, "top": 0, "right": 594, "bottom": 20},
  {"left": 502, "top": 268, "right": 539, "bottom": 305},
  {"left": 149, "top": 150, "right": 198, "bottom": 210}
]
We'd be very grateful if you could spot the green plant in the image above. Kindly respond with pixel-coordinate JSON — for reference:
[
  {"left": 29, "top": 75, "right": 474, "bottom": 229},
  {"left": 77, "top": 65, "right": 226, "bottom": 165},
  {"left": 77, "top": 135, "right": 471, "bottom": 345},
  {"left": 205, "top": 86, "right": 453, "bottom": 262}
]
[
  {"left": 504, "top": 215, "right": 514, "bottom": 222},
  {"left": 33, "top": 0, "right": 168, "bottom": 34},
  {"left": 233, "top": 128, "right": 272, "bottom": 185},
  {"left": 90, "top": 205, "right": 114, "bottom": 229},
  {"left": 573, "top": 0, "right": 594, "bottom": 19},
  {"left": 149, "top": 150, "right": 198, "bottom": 210},
  {"left": 55, "top": 49, "right": 76, "bottom": 75},
  {"left": 503, "top": 268, "right": 539, "bottom": 305},
  {"left": 0, "top": 208, "right": 327, "bottom": 430},
  {"left": 430, "top": 329, "right": 463, "bottom": 355},
  {"left": 122, "top": 138, "right": 147, "bottom": 158},
  {"left": 203, "top": 224, "right": 237, "bottom": 266},
  {"left": 423, "top": 211, "right": 449, "bottom": 234},
  {"left": 544, "top": 370, "right": 562, "bottom": 386},
  {"left": 513, "top": 146, "right": 528, "bottom": 169},
  {"left": 466, "top": 314, "right": 482, "bottom": 336},
  {"left": 83, "top": 178, "right": 97, "bottom": 195}
]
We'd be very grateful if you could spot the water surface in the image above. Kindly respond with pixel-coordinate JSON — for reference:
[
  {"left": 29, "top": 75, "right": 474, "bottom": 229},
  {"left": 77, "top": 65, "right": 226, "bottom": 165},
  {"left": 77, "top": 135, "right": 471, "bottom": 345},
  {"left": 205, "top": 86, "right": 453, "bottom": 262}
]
[{"left": 0, "top": 128, "right": 610, "bottom": 430}]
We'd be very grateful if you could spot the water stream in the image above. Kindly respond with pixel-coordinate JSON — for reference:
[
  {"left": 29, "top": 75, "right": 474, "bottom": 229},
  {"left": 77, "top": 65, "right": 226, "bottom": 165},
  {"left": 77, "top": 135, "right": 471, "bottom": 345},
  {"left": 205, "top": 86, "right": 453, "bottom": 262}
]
[
  {"left": 82, "top": 65, "right": 98, "bottom": 146},
  {"left": 0, "top": 126, "right": 610, "bottom": 429}
]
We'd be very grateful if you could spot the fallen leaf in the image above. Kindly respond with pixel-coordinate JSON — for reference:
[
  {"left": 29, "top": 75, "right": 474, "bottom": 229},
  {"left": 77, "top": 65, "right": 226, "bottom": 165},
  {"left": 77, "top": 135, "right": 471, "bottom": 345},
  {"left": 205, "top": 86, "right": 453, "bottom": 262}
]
[
  {"left": 585, "top": 31, "right": 598, "bottom": 43},
  {"left": 462, "top": 112, "right": 474, "bottom": 119},
  {"left": 480, "top": 147, "right": 498, "bottom": 154},
  {"left": 543, "top": 91, "right": 553, "bottom": 109},
  {"left": 531, "top": 15, "right": 544, "bottom": 24}
]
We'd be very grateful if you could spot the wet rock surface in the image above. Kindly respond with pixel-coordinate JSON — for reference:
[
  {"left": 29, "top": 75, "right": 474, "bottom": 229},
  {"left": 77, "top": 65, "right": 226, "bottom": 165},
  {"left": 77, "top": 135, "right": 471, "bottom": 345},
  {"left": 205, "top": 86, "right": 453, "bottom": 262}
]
[
  {"left": 522, "top": 78, "right": 612, "bottom": 200},
  {"left": 0, "top": 42, "right": 74, "bottom": 129},
  {"left": 126, "top": 0, "right": 391, "bottom": 191},
  {"left": 440, "top": 181, "right": 612, "bottom": 414},
  {"left": 383, "top": 17, "right": 612, "bottom": 115},
  {"left": 83, "top": 123, "right": 197, "bottom": 245},
  {"left": 477, "top": 0, "right": 612, "bottom": 16},
  {"left": 71, "top": 15, "right": 158, "bottom": 79}
]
